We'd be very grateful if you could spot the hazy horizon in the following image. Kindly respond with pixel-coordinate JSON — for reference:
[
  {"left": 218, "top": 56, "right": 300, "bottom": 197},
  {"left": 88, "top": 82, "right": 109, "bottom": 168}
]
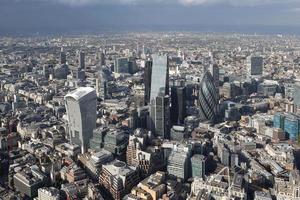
[{"left": 1, "top": 0, "right": 300, "bottom": 36}]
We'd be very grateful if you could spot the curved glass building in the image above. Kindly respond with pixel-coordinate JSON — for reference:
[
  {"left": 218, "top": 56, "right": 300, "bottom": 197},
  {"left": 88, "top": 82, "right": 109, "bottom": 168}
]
[{"left": 198, "top": 71, "right": 219, "bottom": 122}]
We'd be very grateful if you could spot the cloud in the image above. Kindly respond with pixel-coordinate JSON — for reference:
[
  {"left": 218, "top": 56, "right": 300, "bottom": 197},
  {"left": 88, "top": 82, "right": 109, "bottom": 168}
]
[
  {"left": 12, "top": 0, "right": 300, "bottom": 7},
  {"left": 178, "top": 0, "right": 299, "bottom": 6}
]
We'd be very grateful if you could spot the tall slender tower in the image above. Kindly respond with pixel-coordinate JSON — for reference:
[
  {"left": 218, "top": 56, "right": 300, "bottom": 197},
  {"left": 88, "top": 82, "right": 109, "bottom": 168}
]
[
  {"left": 79, "top": 50, "right": 85, "bottom": 70},
  {"left": 149, "top": 54, "right": 170, "bottom": 138},
  {"left": 144, "top": 59, "right": 152, "bottom": 105},
  {"left": 65, "top": 87, "right": 97, "bottom": 153},
  {"left": 60, "top": 47, "right": 66, "bottom": 65},
  {"left": 171, "top": 86, "right": 186, "bottom": 125}
]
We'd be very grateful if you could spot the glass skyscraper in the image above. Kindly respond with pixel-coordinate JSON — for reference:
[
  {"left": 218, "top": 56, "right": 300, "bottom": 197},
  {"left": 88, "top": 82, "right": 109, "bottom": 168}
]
[
  {"left": 198, "top": 71, "right": 219, "bottom": 122},
  {"left": 150, "top": 55, "right": 169, "bottom": 100},
  {"left": 149, "top": 54, "right": 170, "bottom": 138}
]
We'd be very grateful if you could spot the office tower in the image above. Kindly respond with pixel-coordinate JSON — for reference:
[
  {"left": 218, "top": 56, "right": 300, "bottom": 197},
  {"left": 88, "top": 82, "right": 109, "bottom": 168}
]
[
  {"left": 209, "top": 64, "right": 219, "bottom": 96},
  {"left": 137, "top": 106, "right": 149, "bottom": 129},
  {"left": 150, "top": 55, "right": 169, "bottom": 101},
  {"left": 294, "top": 83, "right": 300, "bottom": 113},
  {"left": 38, "top": 187, "right": 60, "bottom": 200},
  {"left": 99, "top": 160, "right": 140, "bottom": 200},
  {"left": 102, "top": 129, "right": 129, "bottom": 156},
  {"left": 128, "top": 57, "right": 138, "bottom": 74},
  {"left": 149, "top": 55, "right": 170, "bottom": 138},
  {"left": 65, "top": 87, "right": 97, "bottom": 153},
  {"left": 171, "top": 86, "right": 186, "bottom": 125},
  {"left": 167, "top": 147, "right": 190, "bottom": 181},
  {"left": 100, "top": 52, "right": 105, "bottom": 66},
  {"left": 150, "top": 95, "right": 170, "bottom": 139},
  {"left": 79, "top": 50, "right": 85, "bottom": 70},
  {"left": 198, "top": 71, "right": 219, "bottom": 122},
  {"left": 60, "top": 47, "right": 66, "bottom": 64},
  {"left": 191, "top": 155, "right": 206, "bottom": 178},
  {"left": 221, "top": 147, "right": 231, "bottom": 166},
  {"left": 114, "top": 57, "right": 129, "bottom": 73},
  {"left": 144, "top": 59, "right": 152, "bottom": 105},
  {"left": 89, "top": 127, "right": 109, "bottom": 151},
  {"left": 248, "top": 55, "right": 263, "bottom": 76},
  {"left": 96, "top": 72, "right": 107, "bottom": 100},
  {"left": 274, "top": 113, "right": 300, "bottom": 141}
]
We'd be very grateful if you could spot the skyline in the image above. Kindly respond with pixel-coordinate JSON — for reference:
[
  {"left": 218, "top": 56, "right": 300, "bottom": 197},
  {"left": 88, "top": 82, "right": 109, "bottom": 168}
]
[{"left": 1, "top": 0, "right": 300, "bottom": 35}]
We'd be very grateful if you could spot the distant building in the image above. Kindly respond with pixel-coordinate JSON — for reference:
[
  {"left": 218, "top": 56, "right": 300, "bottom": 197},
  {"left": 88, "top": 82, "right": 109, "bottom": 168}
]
[
  {"left": 115, "top": 57, "right": 129, "bottom": 73},
  {"left": 60, "top": 48, "right": 66, "bottom": 65},
  {"left": 79, "top": 50, "right": 85, "bottom": 70},
  {"left": 248, "top": 56, "right": 263, "bottom": 76},
  {"left": 144, "top": 59, "right": 152, "bottom": 105},
  {"left": 65, "top": 87, "right": 97, "bottom": 153}
]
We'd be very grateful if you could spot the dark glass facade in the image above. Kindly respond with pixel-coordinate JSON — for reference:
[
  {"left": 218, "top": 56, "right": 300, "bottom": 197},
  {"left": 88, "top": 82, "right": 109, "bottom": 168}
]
[{"left": 198, "top": 71, "right": 219, "bottom": 122}]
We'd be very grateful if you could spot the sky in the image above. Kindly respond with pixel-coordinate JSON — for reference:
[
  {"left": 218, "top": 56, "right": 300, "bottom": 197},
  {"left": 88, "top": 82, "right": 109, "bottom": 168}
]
[{"left": 1, "top": 0, "right": 300, "bottom": 35}]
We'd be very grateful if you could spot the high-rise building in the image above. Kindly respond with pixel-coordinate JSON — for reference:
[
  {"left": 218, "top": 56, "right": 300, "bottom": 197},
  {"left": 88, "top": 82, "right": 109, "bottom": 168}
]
[
  {"left": 100, "top": 52, "right": 105, "bottom": 66},
  {"left": 293, "top": 83, "right": 300, "bottom": 113},
  {"left": 248, "top": 56, "right": 263, "bottom": 76},
  {"left": 149, "top": 55, "right": 170, "bottom": 138},
  {"left": 198, "top": 71, "right": 219, "bottom": 122},
  {"left": 144, "top": 59, "right": 152, "bottom": 105},
  {"left": 150, "top": 95, "right": 170, "bottom": 139},
  {"left": 150, "top": 55, "right": 169, "bottom": 101},
  {"left": 79, "top": 50, "right": 85, "bottom": 70},
  {"left": 191, "top": 154, "right": 206, "bottom": 178},
  {"left": 209, "top": 64, "right": 219, "bottom": 96},
  {"left": 114, "top": 57, "right": 129, "bottom": 73},
  {"left": 171, "top": 86, "right": 186, "bottom": 125},
  {"left": 167, "top": 146, "right": 190, "bottom": 181},
  {"left": 60, "top": 47, "right": 66, "bottom": 65},
  {"left": 274, "top": 113, "right": 300, "bottom": 141},
  {"left": 65, "top": 87, "right": 97, "bottom": 153}
]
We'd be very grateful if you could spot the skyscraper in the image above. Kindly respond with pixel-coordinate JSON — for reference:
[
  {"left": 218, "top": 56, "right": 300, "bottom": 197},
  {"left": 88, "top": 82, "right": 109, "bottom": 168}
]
[
  {"left": 209, "top": 63, "right": 219, "bottom": 97},
  {"left": 114, "top": 57, "right": 129, "bottom": 73},
  {"left": 150, "top": 95, "right": 170, "bottom": 139},
  {"left": 79, "top": 50, "right": 85, "bottom": 70},
  {"left": 149, "top": 55, "right": 170, "bottom": 138},
  {"left": 65, "top": 87, "right": 97, "bottom": 153},
  {"left": 60, "top": 47, "right": 66, "bottom": 65},
  {"left": 144, "top": 59, "right": 152, "bottom": 105},
  {"left": 294, "top": 83, "right": 300, "bottom": 113},
  {"left": 248, "top": 55, "right": 263, "bottom": 76},
  {"left": 171, "top": 86, "right": 186, "bottom": 125},
  {"left": 198, "top": 71, "right": 219, "bottom": 122},
  {"left": 150, "top": 55, "right": 169, "bottom": 100}
]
